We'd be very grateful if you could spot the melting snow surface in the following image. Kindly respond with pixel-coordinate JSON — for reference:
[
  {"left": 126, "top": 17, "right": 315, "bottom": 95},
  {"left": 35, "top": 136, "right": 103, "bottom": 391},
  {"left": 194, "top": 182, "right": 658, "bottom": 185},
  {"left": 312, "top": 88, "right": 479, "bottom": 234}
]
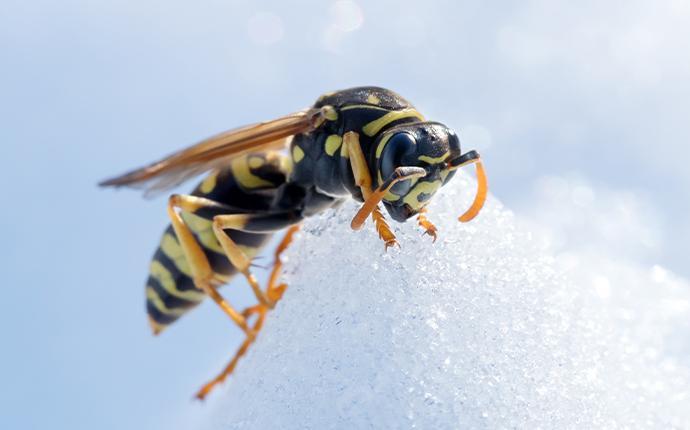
[{"left": 208, "top": 173, "right": 690, "bottom": 429}]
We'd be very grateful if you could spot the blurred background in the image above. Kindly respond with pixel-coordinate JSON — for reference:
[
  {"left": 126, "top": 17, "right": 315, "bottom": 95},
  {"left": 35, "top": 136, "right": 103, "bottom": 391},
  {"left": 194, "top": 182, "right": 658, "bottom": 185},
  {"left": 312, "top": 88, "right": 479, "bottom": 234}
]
[{"left": 2, "top": 0, "right": 690, "bottom": 428}]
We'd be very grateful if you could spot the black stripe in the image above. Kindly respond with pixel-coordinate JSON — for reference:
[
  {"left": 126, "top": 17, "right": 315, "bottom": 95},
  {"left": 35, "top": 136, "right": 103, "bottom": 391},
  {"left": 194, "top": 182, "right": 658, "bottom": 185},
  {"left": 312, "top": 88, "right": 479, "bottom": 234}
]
[
  {"left": 249, "top": 154, "right": 287, "bottom": 185},
  {"left": 242, "top": 215, "right": 303, "bottom": 233},
  {"left": 147, "top": 275, "right": 200, "bottom": 310},
  {"left": 227, "top": 230, "right": 273, "bottom": 248},
  {"left": 194, "top": 168, "right": 274, "bottom": 212},
  {"left": 153, "top": 247, "right": 201, "bottom": 293},
  {"left": 204, "top": 248, "right": 235, "bottom": 277},
  {"left": 146, "top": 299, "right": 179, "bottom": 326},
  {"left": 198, "top": 231, "right": 273, "bottom": 277}
]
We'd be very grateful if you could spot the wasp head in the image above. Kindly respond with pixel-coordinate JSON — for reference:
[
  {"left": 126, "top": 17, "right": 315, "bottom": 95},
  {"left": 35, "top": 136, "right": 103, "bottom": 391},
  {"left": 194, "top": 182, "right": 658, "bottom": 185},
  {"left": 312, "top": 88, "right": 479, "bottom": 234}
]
[{"left": 374, "top": 122, "right": 471, "bottom": 222}]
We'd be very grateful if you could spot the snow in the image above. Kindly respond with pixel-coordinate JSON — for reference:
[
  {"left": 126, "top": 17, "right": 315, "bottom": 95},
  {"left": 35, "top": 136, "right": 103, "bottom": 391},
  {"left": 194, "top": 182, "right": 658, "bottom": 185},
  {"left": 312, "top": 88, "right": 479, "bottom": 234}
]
[{"left": 207, "top": 173, "right": 690, "bottom": 429}]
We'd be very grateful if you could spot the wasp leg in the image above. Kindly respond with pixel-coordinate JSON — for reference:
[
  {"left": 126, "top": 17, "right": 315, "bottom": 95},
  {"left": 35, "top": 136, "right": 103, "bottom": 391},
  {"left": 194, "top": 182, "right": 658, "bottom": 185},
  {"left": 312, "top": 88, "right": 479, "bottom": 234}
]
[
  {"left": 351, "top": 166, "right": 428, "bottom": 232},
  {"left": 211, "top": 211, "right": 302, "bottom": 311},
  {"left": 344, "top": 131, "right": 398, "bottom": 249},
  {"left": 196, "top": 305, "right": 267, "bottom": 400},
  {"left": 213, "top": 211, "right": 302, "bottom": 309},
  {"left": 371, "top": 208, "right": 398, "bottom": 250},
  {"left": 167, "top": 194, "right": 253, "bottom": 335},
  {"left": 266, "top": 224, "right": 300, "bottom": 302},
  {"left": 195, "top": 225, "right": 300, "bottom": 400},
  {"left": 417, "top": 208, "right": 438, "bottom": 242}
]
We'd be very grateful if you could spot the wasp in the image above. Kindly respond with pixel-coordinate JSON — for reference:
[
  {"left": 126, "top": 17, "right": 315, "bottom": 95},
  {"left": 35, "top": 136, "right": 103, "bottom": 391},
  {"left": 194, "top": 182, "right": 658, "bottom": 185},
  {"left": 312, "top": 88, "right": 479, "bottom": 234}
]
[{"left": 100, "top": 86, "right": 487, "bottom": 399}]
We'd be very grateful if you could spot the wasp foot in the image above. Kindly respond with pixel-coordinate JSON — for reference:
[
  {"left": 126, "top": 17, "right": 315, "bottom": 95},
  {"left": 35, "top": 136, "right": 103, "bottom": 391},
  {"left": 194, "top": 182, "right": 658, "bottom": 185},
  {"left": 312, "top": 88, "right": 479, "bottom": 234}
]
[
  {"left": 372, "top": 207, "right": 399, "bottom": 250},
  {"left": 417, "top": 208, "right": 438, "bottom": 243},
  {"left": 195, "top": 307, "right": 265, "bottom": 401}
]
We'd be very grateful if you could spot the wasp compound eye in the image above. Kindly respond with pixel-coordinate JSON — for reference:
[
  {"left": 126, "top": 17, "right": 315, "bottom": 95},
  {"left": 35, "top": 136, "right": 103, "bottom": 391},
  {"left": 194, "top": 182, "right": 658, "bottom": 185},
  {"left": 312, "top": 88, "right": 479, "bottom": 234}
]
[{"left": 379, "top": 131, "right": 416, "bottom": 176}]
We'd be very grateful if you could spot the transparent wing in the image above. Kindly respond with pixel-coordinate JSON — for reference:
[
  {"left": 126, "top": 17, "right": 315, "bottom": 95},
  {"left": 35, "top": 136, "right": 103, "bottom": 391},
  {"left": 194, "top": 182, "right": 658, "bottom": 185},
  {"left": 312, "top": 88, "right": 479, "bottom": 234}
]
[{"left": 99, "top": 107, "right": 325, "bottom": 196}]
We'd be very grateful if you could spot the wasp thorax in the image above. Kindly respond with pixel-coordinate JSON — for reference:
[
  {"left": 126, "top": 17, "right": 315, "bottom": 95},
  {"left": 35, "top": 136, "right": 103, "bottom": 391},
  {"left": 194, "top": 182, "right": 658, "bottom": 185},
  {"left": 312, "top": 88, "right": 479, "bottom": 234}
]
[{"left": 375, "top": 122, "right": 461, "bottom": 222}]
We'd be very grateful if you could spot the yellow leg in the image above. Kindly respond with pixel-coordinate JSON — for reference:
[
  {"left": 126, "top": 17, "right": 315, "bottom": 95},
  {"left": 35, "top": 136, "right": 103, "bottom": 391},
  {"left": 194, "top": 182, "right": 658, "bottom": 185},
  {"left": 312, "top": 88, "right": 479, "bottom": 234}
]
[
  {"left": 167, "top": 195, "right": 251, "bottom": 334},
  {"left": 195, "top": 225, "right": 300, "bottom": 400},
  {"left": 266, "top": 224, "right": 300, "bottom": 302},
  {"left": 344, "top": 131, "right": 398, "bottom": 248},
  {"left": 345, "top": 131, "right": 373, "bottom": 200},
  {"left": 195, "top": 305, "right": 266, "bottom": 400},
  {"left": 372, "top": 207, "right": 398, "bottom": 250},
  {"left": 416, "top": 207, "right": 438, "bottom": 242},
  {"left": 212, "top": 214, "right": 276, "bottom": 309}
]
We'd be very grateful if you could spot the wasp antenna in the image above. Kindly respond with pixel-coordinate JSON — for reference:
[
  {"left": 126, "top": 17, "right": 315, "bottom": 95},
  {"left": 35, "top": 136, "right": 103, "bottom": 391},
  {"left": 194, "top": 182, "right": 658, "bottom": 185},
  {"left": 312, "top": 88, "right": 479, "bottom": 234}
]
[
  {"left": 458, "top": 159, "right": 487, "bottom": 223},
  {"left": 447, "top": 150, "right": 480, "bottom": 170}
]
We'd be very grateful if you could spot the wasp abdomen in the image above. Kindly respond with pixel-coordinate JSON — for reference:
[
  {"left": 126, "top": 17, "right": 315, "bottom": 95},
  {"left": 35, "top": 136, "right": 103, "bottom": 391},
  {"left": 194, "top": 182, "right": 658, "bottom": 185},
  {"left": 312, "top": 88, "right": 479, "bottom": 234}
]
[{"left": 145, "top": 153, "right": 289, "bottom": 334}]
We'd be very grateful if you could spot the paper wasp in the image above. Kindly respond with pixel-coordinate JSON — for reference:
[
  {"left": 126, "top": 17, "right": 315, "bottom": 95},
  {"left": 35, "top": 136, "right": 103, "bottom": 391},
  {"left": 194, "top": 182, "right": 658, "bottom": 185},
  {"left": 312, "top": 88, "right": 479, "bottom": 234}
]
[{"left": 100, "top": 86, "right": 487, "bottom": 399}]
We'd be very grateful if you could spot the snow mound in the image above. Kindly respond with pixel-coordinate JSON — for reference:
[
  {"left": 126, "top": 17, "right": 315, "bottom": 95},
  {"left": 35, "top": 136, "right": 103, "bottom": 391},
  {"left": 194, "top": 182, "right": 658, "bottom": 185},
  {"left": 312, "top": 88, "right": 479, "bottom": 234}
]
[{"left": 209, "top": 173, "right": 690, "bottom": 429}]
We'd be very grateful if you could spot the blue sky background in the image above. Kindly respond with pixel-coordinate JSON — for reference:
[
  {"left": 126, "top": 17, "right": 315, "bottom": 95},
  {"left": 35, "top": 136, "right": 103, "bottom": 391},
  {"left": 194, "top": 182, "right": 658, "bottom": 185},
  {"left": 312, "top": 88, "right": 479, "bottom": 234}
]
[{"left": 2, "top": 1, "right": 690, "bottom": 428}]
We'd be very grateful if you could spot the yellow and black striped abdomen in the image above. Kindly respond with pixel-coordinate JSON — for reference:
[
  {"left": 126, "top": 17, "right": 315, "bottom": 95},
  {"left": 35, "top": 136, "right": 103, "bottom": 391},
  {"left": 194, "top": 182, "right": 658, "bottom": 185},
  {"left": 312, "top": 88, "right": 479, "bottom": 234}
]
[
  {"left": 146, "top": 152, "right": 289, "bottom": 334},
  {"left": 146, "top": 223, "right": 273, "bottom": 334}
]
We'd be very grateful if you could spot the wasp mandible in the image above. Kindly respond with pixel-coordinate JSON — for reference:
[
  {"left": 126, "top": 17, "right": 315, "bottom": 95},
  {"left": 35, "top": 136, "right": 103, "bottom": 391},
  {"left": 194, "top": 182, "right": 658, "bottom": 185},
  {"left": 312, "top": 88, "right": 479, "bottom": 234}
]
[{"left": 100, "top": 86, "right": 487, "bottom": 399}]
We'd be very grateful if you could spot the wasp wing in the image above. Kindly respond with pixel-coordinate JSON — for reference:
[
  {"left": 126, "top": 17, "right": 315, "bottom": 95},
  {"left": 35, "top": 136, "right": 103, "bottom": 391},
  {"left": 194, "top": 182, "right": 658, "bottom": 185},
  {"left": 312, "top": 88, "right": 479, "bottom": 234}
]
[{"left": 99, "top": 107, "right": 325, "bottom": 196}]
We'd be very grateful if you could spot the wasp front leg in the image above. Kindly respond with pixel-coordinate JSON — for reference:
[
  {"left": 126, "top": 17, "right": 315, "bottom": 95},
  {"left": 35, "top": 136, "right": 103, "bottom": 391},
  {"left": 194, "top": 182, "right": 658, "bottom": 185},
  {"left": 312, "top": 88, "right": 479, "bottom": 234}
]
[
  {"left": 416, "top": 207, "right": 438, "bottom": 242},
  {"left": 344, "top": 131, "right": 398, "bottom": 250}
]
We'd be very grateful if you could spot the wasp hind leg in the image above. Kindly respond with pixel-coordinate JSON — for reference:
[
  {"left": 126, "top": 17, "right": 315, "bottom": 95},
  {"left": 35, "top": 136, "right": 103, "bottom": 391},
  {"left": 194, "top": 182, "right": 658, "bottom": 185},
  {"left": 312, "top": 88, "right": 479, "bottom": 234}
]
[
  {"left": 167, "top": 194, "right": 253, "bottom": 335},
  {"left": 344, "top": 131, "right": 398, "bottom": 249},
  {"left": 195, "top": 305, "right": 267, "bottom": 400},
  {"left": 195, "top": 224, "right": 300, "bottom": 400},
  {"left": 211, "top": 212, "right": 303, "bottom": 309},
  {"left": 265, "top": 224, "right": 300, "bottom": 302},
  {"left": 166, "top": 194, "right": 303, "bottom": 399}
]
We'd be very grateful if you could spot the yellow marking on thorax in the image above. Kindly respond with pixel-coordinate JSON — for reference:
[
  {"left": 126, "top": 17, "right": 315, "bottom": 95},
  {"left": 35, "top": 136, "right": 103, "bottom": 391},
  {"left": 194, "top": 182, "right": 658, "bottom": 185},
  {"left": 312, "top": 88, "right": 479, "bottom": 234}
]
[
  {"left": 160, "top": 233, "right": 192, "bottom": 277},
  {"left": 280, "top": 153, "right": 293, "bottom": 175},
  {"left": 248, "top": 156, "right": 264, "bottom": 169},
  {"left": 418, "top": 152, "right": 450, "bottom": 164},
  {"left": 180, "top": 212, "right": 225, "bottom": 255},
  {"left": 199, "top": 170, "right": 219, "bottom": 194},
  {"left": 362, "top": 109, "right": 425, "bottom": 137},
  {"left": 231, "top": 156, "right": 274, "bottom": 189},
  {"left": 146, "top": 286, "right": 188, "bottom": 316},
  {"left": 323, "top": 105, "right": 338, "bottom": 121},
  {"left": 292, "top": 145, "right": 305, "bottom": 163},
  {"left": 149, "top": 260, "right": 205, "bottom": 301},
  {"left": 402, "top": 180, "right": 442, "bottom": 209},
  {"left": 324, "top": 135, "right": 343, "bottom": 156},
  {"left": 367, "top": 94, "right": 381, "bottom": 104}
]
